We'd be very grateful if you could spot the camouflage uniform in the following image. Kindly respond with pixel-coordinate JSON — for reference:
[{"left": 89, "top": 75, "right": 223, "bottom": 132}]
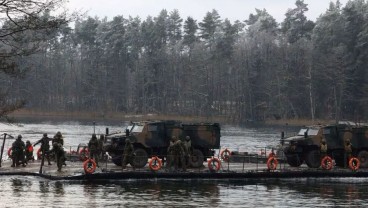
[
  {"left": 344, "top": 139, "right": 352, "bottom": 161},
  {"left": 184, "top": 136, "right": 192, "bottom": 166},
  {"left": 173, "top": 140, "right": 186, "bottom": 171},
  {"left": 98, "top": 135, "right": 105, "bottom": 160},
  {"left": 52, "top": 131, "right": 64, "bottom": 146},
  {"left": 25, "top": 140, "right": 34, "bottom": 162},
  {"left": 88, "top": 134, "right": 99, "bottom": 167},
  {"left": 11, "top": 135, "right": 26, "bottom": 167},
  {"left": 320, "top": 138, "right": 328, "bottom": 158},
  {"left": 166, "top": 136, "right": 176, "bottom": 169},
  {"left": 122, "top": 139, "right": 134, "bottom": 169},
  {"left": 34, "top": 133, "right": 52, "bottom": 165},
  {"left": 50, "top": 142, "right": 66, "bottom": 171}
]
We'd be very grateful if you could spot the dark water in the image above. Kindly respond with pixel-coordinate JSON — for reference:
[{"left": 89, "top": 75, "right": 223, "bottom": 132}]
[{"left": 0, "top": 121, "right": 367, "bottom": 207}]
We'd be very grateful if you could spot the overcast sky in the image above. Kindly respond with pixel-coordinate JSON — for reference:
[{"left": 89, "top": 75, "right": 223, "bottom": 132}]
[{"left": 67, "top": 0, "right": 349, "bottom": 23}]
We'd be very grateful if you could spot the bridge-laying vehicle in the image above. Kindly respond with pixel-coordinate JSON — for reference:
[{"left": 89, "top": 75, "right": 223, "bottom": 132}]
[
  {"left": 103, "top": 120, "right": 221, "bottom": 168},
  {"left": 282, "top": 121, "right": 368, "bottom": 168}
]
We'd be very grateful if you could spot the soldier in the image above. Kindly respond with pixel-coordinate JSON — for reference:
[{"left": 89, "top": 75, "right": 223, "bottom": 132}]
[
  {"left": 98, "top": 135, "right": 105, "bottom": 160},
  {"left": 52, "top": 131, "right": 64, "bottom": 146},
  {"left": 173, "top": 139, "right": 186, "bottom": 171},
  {"left": 166, "top": 136, "right": 176, "bottom": 170},
  {"left": 25, "top": 140, "right": 35, "bottom": 163},
  {"left": 122, "top": 138, "right": 135, "bottom": 170},
  {"left": 88, "top": 133, "right": 99, "bottom": 167},
  {"left": 320, "top": 138, "right": 328, "bottom": 159},
  {"left": 34, "top": 133, "right": 52, "bottom": 165},
  {"left": 11, "top": 135, "right": 26, "bottom": 167},
  {"left": 184, "top": 136, "right": 192, "bottom": 166},
  {"left": 344, "top": 138, "right": 352, "bottom": 162},
  {"left": 49, "top": 142, "right": 66, "bottom": 171}
]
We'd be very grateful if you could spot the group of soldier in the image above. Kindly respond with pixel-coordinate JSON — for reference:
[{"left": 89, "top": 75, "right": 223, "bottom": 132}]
[
  {"left": 320, "top": 136, "right": 353, "bottom": 165},
  {"left": 120, "top": 133, "right": 192, "bottom": 171},
  {"left": 11, "top": 132, "right": 66, "bottom": 171},
  {"left": 167, "top": 135, "right": 192, "bottom": 171}
]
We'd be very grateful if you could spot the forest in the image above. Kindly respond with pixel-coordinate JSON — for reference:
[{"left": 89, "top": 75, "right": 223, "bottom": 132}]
[{"left": 2, "top": 0, "right": 368, "bottom": 123}]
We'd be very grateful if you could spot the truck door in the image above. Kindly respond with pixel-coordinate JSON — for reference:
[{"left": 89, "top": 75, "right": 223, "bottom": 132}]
[
  {"left": 323, "top": 126, "right": 340, "bottom": 149},
  {"left": 146, "top": 123, "right": 166, "bottom": 147}
]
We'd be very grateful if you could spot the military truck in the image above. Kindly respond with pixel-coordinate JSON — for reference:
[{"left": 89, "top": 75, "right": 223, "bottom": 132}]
[
  {"left": 282, "top": 121, "right": 368, "bottom": 168},
  {"left": 103, "top": 120, "right": 221, "bottom": 168}
]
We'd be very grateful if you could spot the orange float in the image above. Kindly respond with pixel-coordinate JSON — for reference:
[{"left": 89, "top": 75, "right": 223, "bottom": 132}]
[
  {"left": 349, "top": 157, "right": 360, "bottom": 171},
  {"left": 7, "top": 147, "right": 12, "bottom": 158},
  {"left": 83, "top": 158, "right": 97, "bottom": 174},
  {"left": 321, "top": 156, "right": 333, "bottom": 170},
  {"left": 220, "top": 149, "right": 231, "bottom": 162},
  {"left": 267, "top": 157, "right": 278, "bottom": 171},
  {"left": 208, "top": 157, "right": 221, "bottom": 172},
  {"left": 149, "top": 156, "right": 162, "bottom": 171},
  {"left": 79, "top": 148, "right": 89, "bottom": 161}
]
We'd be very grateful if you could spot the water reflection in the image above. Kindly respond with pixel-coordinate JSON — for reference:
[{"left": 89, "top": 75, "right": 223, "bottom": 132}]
[{"left": 54, "top": 181, "right": 64, "bottom": 196}]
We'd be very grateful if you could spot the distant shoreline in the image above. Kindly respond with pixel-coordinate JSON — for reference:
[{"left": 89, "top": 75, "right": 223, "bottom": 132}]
[{"left": 8, "top": 109, "right": 332, "bottom": 127}]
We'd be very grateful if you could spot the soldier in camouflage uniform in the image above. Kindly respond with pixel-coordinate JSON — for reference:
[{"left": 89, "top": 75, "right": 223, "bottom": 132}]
[
  {"left": 166, "top": 136, "right": 176, "bottom": 170},
  {"left": 184, "top": 136, "right": 192, "bottom": 166},
  {"left": 25, "top": 140, "right": 34, "bottom": 163},
  {"left": 52, "top": 131, "right": 64, "bottom": 146},
  {"left": 49, "top": 142, "right": 66, "bottom": 171},
  {"left": 173, "top": 139, "right": 186, "bottom": 171},
  {"left": 122, "top": 138, "right": 135, "bottom": 170},
  {"left": 98, "top": 135, "right": 105, "bottom": 160},
  {"left": 88, "top": 133, "right": 99, "bottom": 167},
  {"left": 344, "top": 138, "right": 352, "bottom": 164},
  {"left": 11, "top": 135, "right": 26, "bottom": 167},
  {"left": 34, "top": 133, "right": 52, "bottom": 165},
  {"left": 320, "top": 138, "right": 328, "bottom": 159}
]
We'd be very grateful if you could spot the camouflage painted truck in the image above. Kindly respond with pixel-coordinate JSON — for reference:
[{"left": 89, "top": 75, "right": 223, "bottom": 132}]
[
  {"left": 103, "top": 120, "right": 221, "bottom": 168},
  {"left": 282, "top": 122, "right": 368, "bottom": 168}
]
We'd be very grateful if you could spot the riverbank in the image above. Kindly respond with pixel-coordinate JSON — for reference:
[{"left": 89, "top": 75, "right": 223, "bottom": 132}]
[{"left": 9, "top": 109, "right": 333, "bottom": 127}]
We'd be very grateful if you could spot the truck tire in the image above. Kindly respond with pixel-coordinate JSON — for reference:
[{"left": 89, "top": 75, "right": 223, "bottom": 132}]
[
  {"left": 111, "top": 155, "right": 122, "bottom": 166},
  {"left": 358, "top": 150, "right": 368, "bottom": 168},
  {"left": 190, "top": 149, "right": 204, "bottom": 168},
  {"left": 286, "top": 154, "right": 303, "bottom": 167},
  {"left": 133, "top": 148, "right": 148, "bottom": 168},
  {"left": 305, "top": 149, "right": 321, "bottom": 168}
]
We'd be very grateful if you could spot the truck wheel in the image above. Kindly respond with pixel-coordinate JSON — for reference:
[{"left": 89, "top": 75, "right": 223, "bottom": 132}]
[
  {"left": 305, "top": 150, "right": 321, "bottom": 168},
  {"left": 286, "top": 154, "right": 303, "bottom": 167},
  {"left": 111, "top": 155, "right": 122, "bottom": 166},
  {"left": 358, "top": 150, "right": 368, "bottom": 168},
  {"left": 133, "top": 148, "right": 148, "bottom": 168},
  {"left": 190, "top": 149, "right": 204, "bottom": 168}
]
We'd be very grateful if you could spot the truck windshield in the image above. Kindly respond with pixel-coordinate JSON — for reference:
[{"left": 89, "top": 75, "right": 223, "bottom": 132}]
[
  {"left": 131, "top": 125, "right": 144, "bottom": 133},
  {"left": 297, "top": 128, "right": 319, "bottom": 136}
]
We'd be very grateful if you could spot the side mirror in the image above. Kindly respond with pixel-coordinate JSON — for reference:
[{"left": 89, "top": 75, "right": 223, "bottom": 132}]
[{"left": 304, "top": 131, "right": 308, "bottom": 138}]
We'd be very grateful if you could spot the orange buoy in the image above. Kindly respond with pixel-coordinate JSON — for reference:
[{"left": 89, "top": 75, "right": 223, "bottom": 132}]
[
  {"left": 83, "top": 158, "right": 97, "bottom": 174},
  {"left": 149, "top": 156, "right": 162, "bottom": 171},
  {"left": 321, "top": 156, "right": 333, "bottom": 170},
  {"left": 37, "top": 148, "right": 42, "bottom": 159},
  {"left": 220, "top": 149, "right": 231, "bottom": 162},
  {"left": 208, "top": 157, "right": 221, "bottom": 172},
  {"left": 267, "top": 157, "right": 278, "bottom": 171},
  {"left": 349, "top": 157, "right": 360, "bottom": 171},
  {"left": 7, "top": 147, "right": 12, "bottom": 158},
  {"left": 79, "top": 148, "right": 89, "bottom": 161}
]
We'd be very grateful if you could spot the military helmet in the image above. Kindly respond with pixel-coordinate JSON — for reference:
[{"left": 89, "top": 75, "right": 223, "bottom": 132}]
[
  {"left": 17, "top": 135, "right": 22, "bottom": 139},
  {"left": 56, "top": 131, "right": 62, "bottom": 136},
  {"left": 43, "top": 133, "right": 47, "bottom": 137},
  {"left": 92, "top": 133, "right": 97, "bottom": 138},
  {"left": 185, "top": 136, "right": 190, "bottom": 141},
  {"left": 26, "top": 140, "right": 30, "bottom": 144},
  {"left": 321, "top": 138, "right": 326, "bottom": 143}
]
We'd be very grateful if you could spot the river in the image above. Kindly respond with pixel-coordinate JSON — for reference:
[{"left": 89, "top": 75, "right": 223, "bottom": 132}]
[{"left": 0, "top": 121, "right": 367, "bottom": 207}]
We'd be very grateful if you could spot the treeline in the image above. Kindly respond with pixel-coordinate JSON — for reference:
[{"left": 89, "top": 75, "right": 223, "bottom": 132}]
[{"left": 6, "top": 0, "right": 368, "bottom": 123}]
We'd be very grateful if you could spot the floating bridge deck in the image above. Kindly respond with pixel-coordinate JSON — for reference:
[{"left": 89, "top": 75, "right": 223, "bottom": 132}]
[{"left": 0, "top": 159, "right": 367, "bottom": 181}]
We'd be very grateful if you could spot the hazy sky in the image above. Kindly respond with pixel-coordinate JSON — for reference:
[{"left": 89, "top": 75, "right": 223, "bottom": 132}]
[{"left": 67, "top": 0, "right": 349, "bottom": 23}]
